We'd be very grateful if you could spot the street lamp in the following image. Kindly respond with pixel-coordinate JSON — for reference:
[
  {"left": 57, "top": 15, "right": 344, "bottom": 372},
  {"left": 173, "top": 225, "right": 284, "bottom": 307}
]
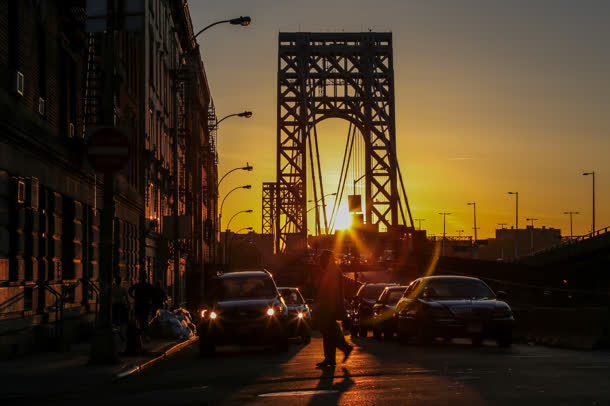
[
  {"left": 228, "top": 226, "right": 254, "bottom": 266},
  {"left": 438, "top": 212, "right": 451, "bottom": 256},
  {"left": 563, "top": 211, "right": 580, "bottom": 239},
  {"left": 508, "top": 192, "right": 519, "bottom": 259},
  {"left": 224, "top": 209, "right": 253, "bottom": 265},
  {"left": 308, "top": 192, "right": 337, "bottom": 235},
  {"left": 456, "top": 229, "right": 465, "bottom": 238},
  {"left": 497, "top": 223, "right": 507, "bottom": 261},
  {"left": 467, "top": 202, "right": 479, "bottom": 259},
  {"left": 218, "top": 163, "right": 254, "bottom": 189},
  {"left": 413, "top": 218, "right": 425, "bottom": 230},
  {"left": 219, "top": 185, "right": 252, "bottom": 231},
  {"left": 526, "top": 218, "right": 538, "bottom": 254},
  {"left": 583, "top": 172, "right": 595, "bottom": 234},
  {"left": 191, "top": 16, "right": 251, "bottom": 43}
]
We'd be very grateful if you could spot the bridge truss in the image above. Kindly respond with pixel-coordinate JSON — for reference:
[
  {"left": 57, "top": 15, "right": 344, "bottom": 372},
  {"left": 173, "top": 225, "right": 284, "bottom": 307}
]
[{"left": 276, "top": 32, "right": 413, "bottom": 253}]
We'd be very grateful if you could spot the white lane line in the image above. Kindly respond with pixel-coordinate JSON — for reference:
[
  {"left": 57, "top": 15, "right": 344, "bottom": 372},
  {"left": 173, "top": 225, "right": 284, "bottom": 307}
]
[{"left": 258, "top": 389, "right": 339, "bottom": 397}]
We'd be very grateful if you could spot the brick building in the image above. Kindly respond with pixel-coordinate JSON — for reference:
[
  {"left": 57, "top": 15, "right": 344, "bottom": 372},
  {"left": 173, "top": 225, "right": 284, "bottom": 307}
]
[{"left": 0, "top": 0, "right": 217, "bottom": 357}]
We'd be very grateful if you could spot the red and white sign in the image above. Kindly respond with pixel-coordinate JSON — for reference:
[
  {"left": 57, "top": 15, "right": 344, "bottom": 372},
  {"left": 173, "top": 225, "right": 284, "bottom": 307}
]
[{"left": 86, "top": 127, "right": 131, "bottom": 173}]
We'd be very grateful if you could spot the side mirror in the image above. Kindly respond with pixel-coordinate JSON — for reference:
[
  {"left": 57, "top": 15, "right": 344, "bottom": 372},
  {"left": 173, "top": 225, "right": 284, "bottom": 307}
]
[{"left": 496, "top": 291, "right": 508, "bottom": 301}]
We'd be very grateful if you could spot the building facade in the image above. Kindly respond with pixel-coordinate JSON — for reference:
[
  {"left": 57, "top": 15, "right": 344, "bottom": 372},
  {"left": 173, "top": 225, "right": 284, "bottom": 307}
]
[{"left": 0, "top": 0, "right": 217, "bottom": 357}]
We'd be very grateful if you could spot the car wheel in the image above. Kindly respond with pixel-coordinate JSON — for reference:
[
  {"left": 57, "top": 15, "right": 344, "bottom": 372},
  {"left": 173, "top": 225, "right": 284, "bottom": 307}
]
[
  {"left": 471, "top": 335, "right": 484, "bottom": 346},
  {"left": 497, "top": 332, "right": 512, "bottom": 348},
  {"left": 383, "top": 329, "right": 393, "bottom": 340},
  {"left": 350, "top": 325, "right": 358, "bottom": 337},
  {"left": 302, "top": 334, "right": 311, "bottom": 344},
  {"left": 359, "top": 327, "right": 368, "bottom": 338},
  {"left": 199, "top": 339, "right": 216, "bottom": 357},
  {"left": 373, "top": 328, "right": 382, "bottom": 339}
]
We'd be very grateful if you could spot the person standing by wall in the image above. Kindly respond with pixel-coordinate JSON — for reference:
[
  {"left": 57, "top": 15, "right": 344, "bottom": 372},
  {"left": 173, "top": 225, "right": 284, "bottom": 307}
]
[
  {"left": 315, "top": 250, "right": 353, "bottom": 368},
  {"left": 129, "top": 271, "right": 154, "bottom": 338}
]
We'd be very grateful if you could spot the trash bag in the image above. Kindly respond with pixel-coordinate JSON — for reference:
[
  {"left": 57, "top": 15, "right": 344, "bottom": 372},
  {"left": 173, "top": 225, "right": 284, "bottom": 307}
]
[{"left": 148, "top": 307, "right": 195, "bottom": 339}]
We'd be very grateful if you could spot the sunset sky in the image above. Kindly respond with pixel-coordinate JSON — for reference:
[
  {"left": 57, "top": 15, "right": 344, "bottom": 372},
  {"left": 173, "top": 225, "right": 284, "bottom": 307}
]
[{"left": 189, "top": 1, "right": 610, "bottom": 239}]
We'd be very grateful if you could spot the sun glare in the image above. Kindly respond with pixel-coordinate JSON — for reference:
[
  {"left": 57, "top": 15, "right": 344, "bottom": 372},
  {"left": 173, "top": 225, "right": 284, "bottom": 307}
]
[{"left": 333, "top": 203, "right": 353, "bottom": 231}]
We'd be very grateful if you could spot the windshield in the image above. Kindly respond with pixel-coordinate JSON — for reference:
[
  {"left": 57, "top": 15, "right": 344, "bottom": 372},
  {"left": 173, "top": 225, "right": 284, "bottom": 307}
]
[
  {"left": 422, "top": 279, "right": 495, "bottom": 300},
  {"left": 361, "top": 285, "right": 387, "bottom": 300},
  {"left": 279, "top": 289, "right": 303, "bottom": 305},
  {"left": 218, "top": 276, "right": 277, "bottom": 300},
  {"left": 386, "top": 290, "right": 405, "bottom": 304}
]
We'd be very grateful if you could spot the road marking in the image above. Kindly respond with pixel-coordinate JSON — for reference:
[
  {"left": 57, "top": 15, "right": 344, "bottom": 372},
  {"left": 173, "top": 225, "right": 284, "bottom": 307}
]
[{"left": 258, "top": 389, "right": 339, "bottom": 397}]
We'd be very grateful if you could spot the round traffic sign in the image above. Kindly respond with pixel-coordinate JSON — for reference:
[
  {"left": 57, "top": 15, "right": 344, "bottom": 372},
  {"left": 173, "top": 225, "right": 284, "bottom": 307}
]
[{"left": 86, "top": 127, "right": 131, "bottom": 173}]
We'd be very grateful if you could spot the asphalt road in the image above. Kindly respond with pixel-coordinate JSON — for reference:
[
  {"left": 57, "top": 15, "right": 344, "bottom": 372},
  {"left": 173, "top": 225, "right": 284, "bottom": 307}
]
[{"left": 51, "top": 333, "right": 610, "bottom": 405}]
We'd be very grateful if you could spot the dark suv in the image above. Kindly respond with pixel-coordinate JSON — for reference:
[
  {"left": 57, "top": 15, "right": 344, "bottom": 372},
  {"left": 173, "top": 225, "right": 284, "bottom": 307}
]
[
  {"left": 197, "top": 270, "right": 290, "bottom": 355},
  {"left": 349, "top": 283, "right": 398, "bottom": 337}
]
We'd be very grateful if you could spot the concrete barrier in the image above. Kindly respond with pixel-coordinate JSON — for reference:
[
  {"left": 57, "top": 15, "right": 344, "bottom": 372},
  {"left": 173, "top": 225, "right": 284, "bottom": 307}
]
[{"left": 513, "top": 306, "right": 610, "bottom": 349}]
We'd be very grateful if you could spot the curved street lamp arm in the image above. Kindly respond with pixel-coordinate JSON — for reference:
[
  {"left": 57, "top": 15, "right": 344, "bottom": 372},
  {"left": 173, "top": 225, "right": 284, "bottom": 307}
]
[
  {"left": 192, "top": 20, "right": 230, "bottom": 42},
  {"left": 220, "top": 186, "right": 243, "bottom": 221},
  {"left": 216, "top": 113, "right": 240, "bottom": 127},
  {"left": 226, "top": 210, "right": 250, "bottom": 232},
  {"left": 218, "top": 167, "right": 243, "bottom": 189}
]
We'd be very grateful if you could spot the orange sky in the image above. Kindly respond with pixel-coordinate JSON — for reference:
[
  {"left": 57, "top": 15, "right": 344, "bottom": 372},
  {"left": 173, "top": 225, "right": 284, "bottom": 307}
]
[{"left": 190, "top": 1, "right": 610, "bottom": 239}]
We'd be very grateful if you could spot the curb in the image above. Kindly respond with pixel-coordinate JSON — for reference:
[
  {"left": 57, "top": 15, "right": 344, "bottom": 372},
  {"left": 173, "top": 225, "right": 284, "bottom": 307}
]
[{"left": 113, "top": 336, "right": 198, "bottom": 382}]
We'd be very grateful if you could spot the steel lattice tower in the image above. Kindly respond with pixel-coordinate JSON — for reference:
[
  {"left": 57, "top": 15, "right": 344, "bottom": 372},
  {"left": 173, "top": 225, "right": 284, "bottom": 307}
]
[
  {"left": 262, "top": 182, "right": 276, "bottom": 236},
  {"left": 276, "top": 32, "right": 400, "bottom": 253}
]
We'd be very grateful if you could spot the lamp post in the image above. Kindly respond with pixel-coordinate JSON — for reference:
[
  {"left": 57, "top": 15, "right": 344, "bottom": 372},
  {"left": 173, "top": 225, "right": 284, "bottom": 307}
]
[
  {"left": 308, "top": 192, "right": 337, "bottom": 235},
  {"left": 583, "top": 172, "right": 595, "bottom": 234},
  {"left": 228, "top": 226, "right": 254, "bottom": 266},
  {"left": 414, "top": 218, "right": 425, "bottom": 230},
  {"left": 219, "top": 185, "right": 251, "bottom": 265},
  {"left": 212, "top": 112, "right": 253, "bottom": 164},
  {"left": 224, "top": 210, "right": 253, "bottom": 266},
  {"left": 563, "top": 211, "right": 580, "bottom": 239},
  {"left": 497, "top": 223, "right": 507, "bottom": 261},
  {"left": 218, "top": 163, "right": 253, "bottom": 189},
  {"left": 467, "top": 202, "right": 479, "bottom": 259},
  {"left": 456, "top": 229, "right": 465, "bottom": 238},
  {"left": 508, "top": 192, "right": 519, "bottom": 259},
  {"left": 526, "top": 218, "right": 538, "bottom": 254},
  {"left": 191, "top": 16, "right": 251, "bottom": 44},
  {"left": 438, "top": 212, "right": 451, "bottom": 256}
]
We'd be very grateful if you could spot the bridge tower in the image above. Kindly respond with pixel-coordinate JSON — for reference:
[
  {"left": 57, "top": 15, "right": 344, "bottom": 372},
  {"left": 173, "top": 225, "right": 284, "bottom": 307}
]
[{"left": 276, "top": 32, "right": 408, "bottom": 253}]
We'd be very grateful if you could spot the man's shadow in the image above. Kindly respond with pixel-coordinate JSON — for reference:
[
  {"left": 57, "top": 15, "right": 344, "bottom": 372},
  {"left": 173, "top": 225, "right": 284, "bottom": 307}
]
[{"left": 307, "top": 367, "right": 354, "bottom": 406}]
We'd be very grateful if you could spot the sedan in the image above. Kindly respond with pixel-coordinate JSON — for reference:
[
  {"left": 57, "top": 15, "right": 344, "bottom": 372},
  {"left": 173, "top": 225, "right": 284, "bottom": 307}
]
[
  {"left": 372, "top": 285, "right": 408, "bottom": 339},
  {"left": 396, "top": 276, "right": 513, "bottom": 347},
  {"left": 278, "top": 287, "right": 312, "bottom": 343}
]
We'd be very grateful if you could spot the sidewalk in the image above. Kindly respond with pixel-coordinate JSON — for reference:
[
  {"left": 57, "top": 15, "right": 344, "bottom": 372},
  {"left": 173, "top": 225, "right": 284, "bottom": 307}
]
[{"left": 0, "top": 335, "right": 197, "bottom": 402}]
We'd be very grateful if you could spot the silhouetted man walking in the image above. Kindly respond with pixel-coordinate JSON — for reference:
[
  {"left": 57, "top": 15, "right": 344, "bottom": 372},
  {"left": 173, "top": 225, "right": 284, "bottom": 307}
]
[{"left": 316, "top": 250, "right": 353, "bottom": 368}]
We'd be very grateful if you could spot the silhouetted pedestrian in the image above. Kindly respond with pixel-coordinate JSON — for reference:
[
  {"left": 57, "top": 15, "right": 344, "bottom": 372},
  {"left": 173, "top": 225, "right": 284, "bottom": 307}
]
[
  {"left": 315, "top": 250, "right": 353, "bottom": 368},
  {"left": 128, "top": 271, "right": 154, "bottom": 333}
]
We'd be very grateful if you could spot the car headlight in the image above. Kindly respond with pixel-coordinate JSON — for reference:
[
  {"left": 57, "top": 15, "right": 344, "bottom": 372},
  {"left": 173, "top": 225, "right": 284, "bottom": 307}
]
[
  {"left": 267, "top": 308, "right": 275, "bottom": 316},
  {"left": 493, "top": 306, "right": 512, "bottom": 318},
  {"left": 298, "top": 312, "right": 304, "bottom": 319},
  {"left": 210, "top": 311, "right": 217, "bottom": 320}
]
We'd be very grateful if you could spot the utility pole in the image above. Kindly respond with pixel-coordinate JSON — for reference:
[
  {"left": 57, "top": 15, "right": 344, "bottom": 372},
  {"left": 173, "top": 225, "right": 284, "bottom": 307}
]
[
  {"left": 508, "top": 192, "right": 519, "bottom": 259},
  {"left": 526, "top": 218, "right": 538, "bottom": 254},
  {"left": 414, "top": 218, "right": 425, "bottom": 230},
  {"left": 583, "top": 172, "right": 595, "bottom": 234},
  {"left": 438, "top": 212, "right": 451, "bottom": 256},
  {"left": 89, "top": 4, "right": 119, "bottom": 364},
  {"left": 467, "top": 202, "right": 478, "bottom": 259},
  {"left": 497, "top": 223, "right": 507, "bottom": 261},
  {"left": 563, "top": 211, "right": 579, "bottom": 239}
]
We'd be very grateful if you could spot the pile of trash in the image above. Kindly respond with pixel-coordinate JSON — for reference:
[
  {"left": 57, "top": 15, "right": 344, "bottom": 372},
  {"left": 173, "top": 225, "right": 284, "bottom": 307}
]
[{"left": 149, "top": 308, "right": 197, "bottom": 339}]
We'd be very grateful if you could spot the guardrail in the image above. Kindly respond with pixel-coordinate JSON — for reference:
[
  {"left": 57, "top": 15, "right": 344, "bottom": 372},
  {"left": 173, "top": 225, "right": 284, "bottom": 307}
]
[{"left": 530, "top": 226, "right": 610, "bottom": 257}]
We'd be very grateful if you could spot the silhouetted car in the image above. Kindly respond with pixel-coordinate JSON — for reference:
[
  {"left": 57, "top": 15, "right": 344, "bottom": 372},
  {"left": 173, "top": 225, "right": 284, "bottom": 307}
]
[
  {"left": 197, "top": 270, "right": 290, "bottom": 355},
  {"left": 396, "top": 276, "right": 513, "bottom": 347},
  {"left": 349, "top": 282, "right": 398, "bottom": 337},
  {"left": 278, "top": 287, "right": 312, "bottom": 343},
  {"left": 372, "top": 285, "right": 409, "bottom": 339}
]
